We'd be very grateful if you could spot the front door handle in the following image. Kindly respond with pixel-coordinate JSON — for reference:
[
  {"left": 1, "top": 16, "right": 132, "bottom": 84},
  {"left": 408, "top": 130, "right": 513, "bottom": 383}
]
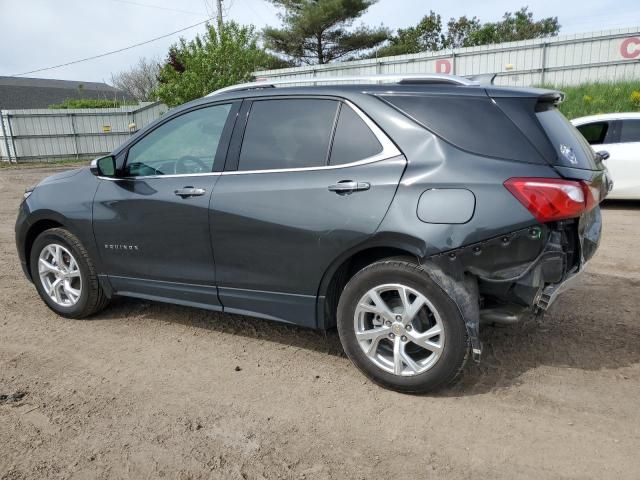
[
  {"left": 328, "top": 180, "right": 370, "bottom": 194},
  {"left": 174, "top": 186, "right": 206, "bottom": 198}
]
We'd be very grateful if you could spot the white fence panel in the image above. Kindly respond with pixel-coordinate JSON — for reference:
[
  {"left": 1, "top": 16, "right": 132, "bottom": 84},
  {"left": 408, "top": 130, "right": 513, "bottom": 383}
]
[
  {"left": 0, "top": 102, "right": 168, "bottom": 163},
  {"left": 254, "top": 27, "right": 640, "bottom": 88}
]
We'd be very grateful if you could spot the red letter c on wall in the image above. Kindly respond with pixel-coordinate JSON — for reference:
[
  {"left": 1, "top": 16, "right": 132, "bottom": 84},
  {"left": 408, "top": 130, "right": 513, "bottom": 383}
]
[{"left": 621, "top": 37, "right": 640, "bottom": 59}]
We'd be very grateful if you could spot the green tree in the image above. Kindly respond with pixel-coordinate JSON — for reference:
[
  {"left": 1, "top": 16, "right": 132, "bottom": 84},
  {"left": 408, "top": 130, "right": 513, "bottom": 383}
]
[
  {"left": 263, "top": 0, "right": 389, "bottom": 65},
  {"left": 372, "top": 7, "right": 560, "bottom": 57},
  {"left": 156, "top": 22, "right": 283, "bottom": 107},
  {"left": 373, "top": 11, "right": 444, "bottom": 57},
  {"left": 443, "top": 16, "right": 481, "bottom": 49},
  {"left": 466, "top": 7, "right": 560, "bottom": 46}
]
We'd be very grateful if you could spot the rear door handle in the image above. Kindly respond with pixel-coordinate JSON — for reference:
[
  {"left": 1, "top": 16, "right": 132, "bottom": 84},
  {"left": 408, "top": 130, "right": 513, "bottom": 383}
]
[
  {"left": 174, "top": 186, "right": 206, "bottom": 198},
  {"left": 328, "top": 180, "right": 370, "bottom": 194}
]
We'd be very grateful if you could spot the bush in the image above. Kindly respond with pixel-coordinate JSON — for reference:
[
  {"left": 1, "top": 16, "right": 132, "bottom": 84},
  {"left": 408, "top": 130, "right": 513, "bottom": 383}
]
[
  {"left": 542, "top": 81, "right": 640, "bottom": 119},
  {"left": 156, "top": 22, "right": 282, "bottom": 107},
  {"left": 48, "top": 99, "right": 138, "bottom": 109}
]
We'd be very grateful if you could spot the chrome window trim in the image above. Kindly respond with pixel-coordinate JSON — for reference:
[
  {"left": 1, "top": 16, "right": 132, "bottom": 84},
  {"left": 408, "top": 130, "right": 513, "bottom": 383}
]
[
  {"left": 98, "top": 172, "right": 222, "bottom": 181},
  {"left": 98, "top": 99, "right": 402, "bottom": 180},
  {"left": 222, "top": 154, "right": 399, "bottom": 176}
]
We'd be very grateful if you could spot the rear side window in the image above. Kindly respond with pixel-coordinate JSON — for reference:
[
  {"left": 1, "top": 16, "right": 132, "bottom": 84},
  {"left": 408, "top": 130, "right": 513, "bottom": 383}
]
[
  {"left": 577, "top": 122, "right": 609, "bottom": 145},
  {"left": 536, "top": 108, "right": 598, "bottom": 170},
  {"left": 379, "top": 94, "right": 543, "bottom": 162},
  {"left": 620, "top": 119, "right": 640, "bottom": 143},
  {"left": 329, "top": 104, "right": 382, "bottom": 165},
  {"left": 238, "top": 99, "right": 338, "bottom": 171}
]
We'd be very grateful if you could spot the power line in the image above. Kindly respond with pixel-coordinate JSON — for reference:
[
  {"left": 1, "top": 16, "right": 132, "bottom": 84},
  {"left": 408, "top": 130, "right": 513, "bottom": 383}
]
[
  {"left": 223, "top": 0, "right": 235, "bottom": 15},
  {"left": 9, "top": 19, "right": 212, "bottom": 77},
  {"left": 110, "top": 0, "right": 207, "bottom": 16},
  {"left": 202, "top": 0, "right": 213, "bottom": 18}
]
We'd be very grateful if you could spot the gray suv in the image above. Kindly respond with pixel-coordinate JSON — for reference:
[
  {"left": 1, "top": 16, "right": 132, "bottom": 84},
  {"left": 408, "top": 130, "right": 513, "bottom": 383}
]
[{"left": 15, "top": 74, "right": 609, "bottom": 393}]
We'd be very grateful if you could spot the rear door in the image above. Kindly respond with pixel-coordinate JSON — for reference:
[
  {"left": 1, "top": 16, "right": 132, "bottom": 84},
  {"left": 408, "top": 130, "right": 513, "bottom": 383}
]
[
  {"left": 607, "top": 119, "right": 640, "bottom": 198},
  {"left": 209, "top": 97, "right": 406, "bottom": 327},
  {"left": 576, "top": 119, "right": 640, "bottom": 198}
]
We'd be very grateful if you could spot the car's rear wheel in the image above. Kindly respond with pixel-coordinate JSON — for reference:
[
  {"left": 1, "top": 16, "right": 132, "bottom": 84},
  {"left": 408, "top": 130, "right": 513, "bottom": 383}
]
[
  {"left": 30, "top": 228, "right": 109, "bottom": 318},
  {"left": 337, "top": 259, "right": 469, "bottom": 393}
]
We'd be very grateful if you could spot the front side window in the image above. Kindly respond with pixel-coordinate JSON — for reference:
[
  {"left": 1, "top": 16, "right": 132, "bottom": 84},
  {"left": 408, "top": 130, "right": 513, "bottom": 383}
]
[
  {"left": 620, "top": 119, "right": 640, "bottom": 143},
  {"left": 125, "top": 104, "right": 232, "bottom": 177},
  {"left": 577, "top": 122, "right": 609, "bottom": 145},
  {"left": 238, "top": 99, "right": 338, "bottom": 171}
]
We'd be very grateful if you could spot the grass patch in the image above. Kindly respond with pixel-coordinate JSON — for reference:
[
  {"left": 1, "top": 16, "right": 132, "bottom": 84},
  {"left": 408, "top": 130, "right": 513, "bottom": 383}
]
[
  {"left": 543, "top": 81, "right": 640, "bottom": 119},
  {"left": 0, "top": 158, "right": 89, "bottom": 169}
]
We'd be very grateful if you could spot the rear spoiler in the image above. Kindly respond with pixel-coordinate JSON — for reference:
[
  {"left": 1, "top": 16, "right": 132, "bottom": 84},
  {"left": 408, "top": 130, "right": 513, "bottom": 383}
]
[
  {"left": 535, "top": 91, "right": 565, "bottom": 111},
  {"left": 464, "top": 73, "right": 497, "bottom": 85},
  {"left": 539, "top": 91, "right": 565, "bottom": 104},
  {"left": 465, "top": 74, "right": 565, "bottom": 105}
]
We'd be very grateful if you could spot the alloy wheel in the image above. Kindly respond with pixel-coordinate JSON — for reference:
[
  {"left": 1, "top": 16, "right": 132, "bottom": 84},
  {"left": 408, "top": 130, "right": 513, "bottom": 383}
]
[
  {"left": 354, "top": 283, "right": 445, "bottom": 376},
  {"left": 38, "top": 243, "right": 82, "bottom": 307}
]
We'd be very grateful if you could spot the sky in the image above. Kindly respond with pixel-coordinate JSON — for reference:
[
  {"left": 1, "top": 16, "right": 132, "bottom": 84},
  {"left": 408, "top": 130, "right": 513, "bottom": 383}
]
[{"left": 0, "top": 0, "right": 638, "bottom": 83}]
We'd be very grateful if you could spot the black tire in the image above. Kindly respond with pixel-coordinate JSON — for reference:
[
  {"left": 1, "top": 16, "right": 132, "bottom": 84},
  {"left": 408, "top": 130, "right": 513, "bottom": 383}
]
[
  {"left": 30, "top": 228, "right": 109, "bottom": 319},
  {"left": 337, "top": 259, "right": 469, "bottom": 393}
]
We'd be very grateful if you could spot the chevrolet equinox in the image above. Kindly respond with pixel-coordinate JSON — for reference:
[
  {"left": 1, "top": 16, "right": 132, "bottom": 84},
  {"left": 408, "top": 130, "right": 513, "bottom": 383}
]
[{"left": 15, "top": 74, "right": 610, "bottom": 393}]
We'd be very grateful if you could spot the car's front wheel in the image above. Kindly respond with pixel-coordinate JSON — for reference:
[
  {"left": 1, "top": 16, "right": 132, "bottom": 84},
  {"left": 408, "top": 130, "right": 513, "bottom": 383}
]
[
  {"left": 30, "top": 228, "right": 109, "bottom": 318},
  {"left": 337, "top": 259, "right": 469, "bottom": 393}
]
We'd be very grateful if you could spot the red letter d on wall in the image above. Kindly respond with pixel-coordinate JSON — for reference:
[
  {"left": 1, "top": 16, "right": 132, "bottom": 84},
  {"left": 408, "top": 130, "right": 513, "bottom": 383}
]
[{"left": 435, "top": 59, "right": 452, "bottom": 74}]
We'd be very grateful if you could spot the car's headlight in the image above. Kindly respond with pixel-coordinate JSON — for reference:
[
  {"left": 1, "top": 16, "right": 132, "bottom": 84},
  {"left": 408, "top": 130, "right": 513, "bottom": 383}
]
[{"left": 23, "top": 186, "right": 35, "bottom": 200}]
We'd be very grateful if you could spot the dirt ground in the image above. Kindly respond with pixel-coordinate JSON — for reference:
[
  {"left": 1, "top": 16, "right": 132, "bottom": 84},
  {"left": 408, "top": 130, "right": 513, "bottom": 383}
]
[{"left": 1, "top": 165, "right": 639, "bottom": 480}]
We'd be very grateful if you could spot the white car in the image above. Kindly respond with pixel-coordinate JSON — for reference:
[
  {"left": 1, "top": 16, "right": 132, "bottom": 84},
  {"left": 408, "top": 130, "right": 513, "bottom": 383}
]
[{"left": 571, "top": 113, "right": 640, "bottom": 200}]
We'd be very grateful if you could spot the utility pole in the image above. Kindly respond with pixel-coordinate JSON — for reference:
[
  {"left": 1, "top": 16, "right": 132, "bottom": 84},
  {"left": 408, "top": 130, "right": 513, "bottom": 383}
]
[{"left": 216, "top": 0, "right": 223, "bottom": 32}]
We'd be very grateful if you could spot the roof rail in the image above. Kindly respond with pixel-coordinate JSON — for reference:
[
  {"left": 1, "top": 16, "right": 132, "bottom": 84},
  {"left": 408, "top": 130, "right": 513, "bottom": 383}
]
[{"left": 206, "top": 73, "right": 479, "bottom": 96}]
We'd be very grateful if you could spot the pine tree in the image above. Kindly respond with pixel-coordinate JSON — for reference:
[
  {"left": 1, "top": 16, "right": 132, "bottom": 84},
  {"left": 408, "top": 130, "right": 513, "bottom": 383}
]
[{"left": 264, "top": 0, "right": 389, "bottom": 65}]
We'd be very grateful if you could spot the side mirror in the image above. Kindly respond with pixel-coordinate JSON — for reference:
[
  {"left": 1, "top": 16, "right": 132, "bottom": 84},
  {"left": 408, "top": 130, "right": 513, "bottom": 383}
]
[
  {"left": 90, "top": 155, "right": 116, "bottom": 177},
  {"left": 596, "top": 150, "right": 610, "bottom": 161}
]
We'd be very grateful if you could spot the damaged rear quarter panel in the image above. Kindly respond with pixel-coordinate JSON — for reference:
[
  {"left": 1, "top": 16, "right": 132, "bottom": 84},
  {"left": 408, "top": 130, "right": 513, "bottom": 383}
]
[
  {"left": 375, "top": 133, "right": 559, "bottom": 256},
  {"left": 371, "top": 124, "right": 570, "bottom": 358}
]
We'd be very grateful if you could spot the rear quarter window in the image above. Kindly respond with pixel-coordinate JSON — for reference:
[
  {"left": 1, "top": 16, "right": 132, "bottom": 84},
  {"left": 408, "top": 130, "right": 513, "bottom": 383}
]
[
  {"left": 536, "top": 108, "right": 598, "bottom": 170},
  {"left": 329, "top": 104, "right": 382, "bottom": 165},
  {"left": 378, "top": 94, "right": 544, "bottom": 163}
]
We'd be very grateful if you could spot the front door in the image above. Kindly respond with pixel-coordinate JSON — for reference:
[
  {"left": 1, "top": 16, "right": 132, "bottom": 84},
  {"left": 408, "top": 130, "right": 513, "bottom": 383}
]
[
  {"left": 210, "top": 97, "right": 406, "bottom": 326},
  {"left": 93, "top": 102, "right": 237, "bottom": 307}
]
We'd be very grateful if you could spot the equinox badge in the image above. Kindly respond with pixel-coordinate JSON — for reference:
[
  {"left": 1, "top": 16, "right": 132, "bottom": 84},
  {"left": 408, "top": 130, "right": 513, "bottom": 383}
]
[{"left": 104, "top": 244, "right": 139, "bottom": 251}]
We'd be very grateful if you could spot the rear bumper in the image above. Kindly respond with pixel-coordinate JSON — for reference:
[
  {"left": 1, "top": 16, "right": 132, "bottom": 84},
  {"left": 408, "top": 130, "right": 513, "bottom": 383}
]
[
  {"left": 423, "top": 206, "right": 602, "bottom": 362},
  {"left": 505, "top": 206, "right": 601, "bottom": 311},
  {"left": 540, "top": 205, "right": 602, "bottom": 307},
  {"left": 535, "top": 263, "right": 585, "bottom": 310},
  {"left": 535, "top": 206, "right": 601, "bottom": 310},
  {"left": 429, "top": 206, "right": 602, "bottom": 312}
]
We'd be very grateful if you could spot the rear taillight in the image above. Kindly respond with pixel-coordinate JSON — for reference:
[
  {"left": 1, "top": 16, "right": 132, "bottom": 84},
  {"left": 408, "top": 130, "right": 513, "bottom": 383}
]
[{"left": 504, "top": 177, "right": 599, "bottom": 223}]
